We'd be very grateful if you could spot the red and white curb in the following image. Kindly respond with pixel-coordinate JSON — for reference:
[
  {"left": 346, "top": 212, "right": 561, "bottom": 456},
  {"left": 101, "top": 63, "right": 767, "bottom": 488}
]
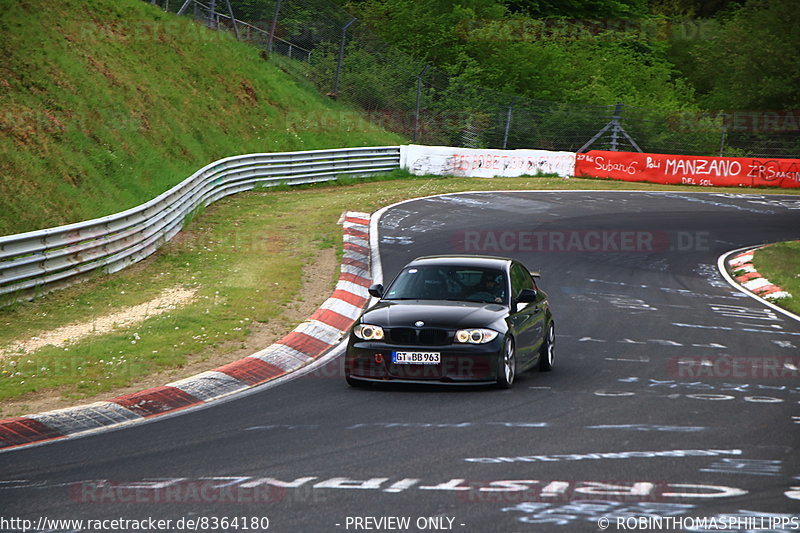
[
  {"left": 718, "top": 244, "right": 799, "bottom": 325},
  {"left": 0, "top": 212, "right": 372, "bottom": 451},
  {"left": 728, "top": 248, "right": 792, "bottom": 301}
]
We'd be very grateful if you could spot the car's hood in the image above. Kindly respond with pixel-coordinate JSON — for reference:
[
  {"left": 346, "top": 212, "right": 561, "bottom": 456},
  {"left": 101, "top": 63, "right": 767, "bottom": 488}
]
[{"left": 360, "top": 300, "right": 508, "bottom": 329}]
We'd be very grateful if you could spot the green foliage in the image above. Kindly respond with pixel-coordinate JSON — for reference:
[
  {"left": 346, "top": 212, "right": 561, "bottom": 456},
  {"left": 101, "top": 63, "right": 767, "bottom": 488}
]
[
  {"left": 343, "top": 0, "right": 796, "bottom": 115},
  {"left": 679, "top": 0, "right": 800, "bottom": 110},
  {"left": 0, "top": 0, "right": 403, "bottom": 235},
  {"left": 347, "top": 0, "right": 507, "bottom": 65},
  {"left": 228, "top": 0, "right": 279, "bottom": 20},
  {"left": 648, "top": 0, "right": 745, "bottom": 18},
  {"left": 344, "top": 0, "right": 696, "bottom": 109},
  {"left": 2, "top": 0, "right": 796, "bottom": 238},
  {"left": 504, "top": 0, "right": 648, "bottom": 18}
]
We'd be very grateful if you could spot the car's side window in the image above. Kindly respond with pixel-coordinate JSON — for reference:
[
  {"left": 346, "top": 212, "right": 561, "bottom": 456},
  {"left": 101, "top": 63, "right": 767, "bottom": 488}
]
[{"left": 510, "top": 263, "right": 534, "bottom": 299}]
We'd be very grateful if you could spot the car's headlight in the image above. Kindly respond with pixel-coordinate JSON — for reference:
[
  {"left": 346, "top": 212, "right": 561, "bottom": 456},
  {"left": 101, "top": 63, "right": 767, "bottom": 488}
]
[
  {"left": 353, "top": 324, "right": 385, "bottom": 341},
  {"left": 455, "top": 328, "right": 499, "bottom": 344}
]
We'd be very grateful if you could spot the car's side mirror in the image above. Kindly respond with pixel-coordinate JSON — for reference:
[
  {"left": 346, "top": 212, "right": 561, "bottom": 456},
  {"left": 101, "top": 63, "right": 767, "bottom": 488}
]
[
  {"left": 368, "top": 284, "right": 384, "bottom": 298},
  {"left": 515, "top": 288, "right": 538, "bottom": 303}
]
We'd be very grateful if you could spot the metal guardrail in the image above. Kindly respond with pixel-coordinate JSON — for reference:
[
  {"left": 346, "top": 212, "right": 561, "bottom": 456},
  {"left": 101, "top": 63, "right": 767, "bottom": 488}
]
[{"left": 0, "top": 146, "right": 400, "bottom": 303}]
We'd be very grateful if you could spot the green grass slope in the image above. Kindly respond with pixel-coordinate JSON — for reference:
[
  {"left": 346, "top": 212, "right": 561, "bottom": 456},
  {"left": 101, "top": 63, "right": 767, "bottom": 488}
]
[{"left": 0, "top": 0, "right": 404, "bottom": 235}]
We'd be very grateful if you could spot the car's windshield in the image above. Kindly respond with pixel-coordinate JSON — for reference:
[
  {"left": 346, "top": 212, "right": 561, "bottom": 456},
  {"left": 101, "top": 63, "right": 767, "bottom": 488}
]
[{"left": 384, "top": 266, "right": 507, "bottom": 304}]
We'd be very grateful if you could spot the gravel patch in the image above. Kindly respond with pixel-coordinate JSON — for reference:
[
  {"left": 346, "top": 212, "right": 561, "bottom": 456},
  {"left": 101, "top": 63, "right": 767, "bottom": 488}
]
[{"left": 1, "top": 287, "right": 198, "bottom": 358}]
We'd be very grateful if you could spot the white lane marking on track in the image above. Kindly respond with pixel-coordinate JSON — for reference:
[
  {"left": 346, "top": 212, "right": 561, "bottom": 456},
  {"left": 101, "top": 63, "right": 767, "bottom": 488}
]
[
  {"left": 587, "top": 424, "right": 705, "bottom": 432},
  {"left": 738, "top": 322, "right": 783, "bottom": 329},
  {"left": 690, "top": 343, "right": 726, "bottom": 348},
  {"left": 465, "top": 448, "right": 742, "bottom": 464},
  {"left": 711, "top": 304, "right": 782, "bottom": 321},
  {"left": 673, "top": 323, "right": 800, "bottom": 336},
  {"left": 649, "top": 339, "right": 683, "bottom": 346},
  {"left": 700, "top": 458, "right": 783, "bottom": 476},
  {"left": 772, "top": 340, "right": 796, "bottom": 348}
]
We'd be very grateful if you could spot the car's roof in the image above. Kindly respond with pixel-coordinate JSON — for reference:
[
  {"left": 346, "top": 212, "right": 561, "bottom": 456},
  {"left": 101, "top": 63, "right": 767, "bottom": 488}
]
[{"left": 406, "top": 255, "right": 514, "bottom": 269}]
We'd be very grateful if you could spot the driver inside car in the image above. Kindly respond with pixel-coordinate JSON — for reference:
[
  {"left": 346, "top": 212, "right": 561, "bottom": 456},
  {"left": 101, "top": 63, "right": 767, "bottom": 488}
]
[{"left": 470, "top": 272, "right": 504, "bottom": 303}]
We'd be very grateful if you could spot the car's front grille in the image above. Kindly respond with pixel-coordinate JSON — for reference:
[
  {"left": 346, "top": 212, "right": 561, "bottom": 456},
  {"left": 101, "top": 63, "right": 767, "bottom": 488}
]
[
  {"left": 388, "top": 328, "right": 416, "bottom": 345},
  {"left": 387, "top": 328, "right": 451, "bottom": 346},
  {"left": 419, "top": 328, "right": 450, "bottom": 345}
]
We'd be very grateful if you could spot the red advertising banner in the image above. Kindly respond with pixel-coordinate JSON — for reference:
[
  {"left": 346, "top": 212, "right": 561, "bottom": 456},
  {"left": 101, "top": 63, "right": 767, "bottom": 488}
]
[{"left": 575, "top": 151, "right": 800, "bottom": 188}]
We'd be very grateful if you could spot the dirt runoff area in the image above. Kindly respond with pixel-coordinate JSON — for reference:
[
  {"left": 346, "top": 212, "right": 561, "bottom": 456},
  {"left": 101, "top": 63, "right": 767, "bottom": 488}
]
[
  {"left": 2, "top": 247, "right": 339, "bottom": 417},
  {"left": 0, "top": 287, "right": 199, "bottom": 359}
]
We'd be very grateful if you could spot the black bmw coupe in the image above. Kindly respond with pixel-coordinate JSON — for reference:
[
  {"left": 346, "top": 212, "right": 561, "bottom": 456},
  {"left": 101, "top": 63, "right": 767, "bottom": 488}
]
[{"left": 345, "top": 255, "right": 555, "bottom": 388}]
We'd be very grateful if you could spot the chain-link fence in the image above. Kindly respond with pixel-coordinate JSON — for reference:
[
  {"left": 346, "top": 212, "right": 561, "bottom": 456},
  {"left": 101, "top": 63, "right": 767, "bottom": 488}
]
[{"left": 150, "top": 0, "right": 800, "bottom": 158}]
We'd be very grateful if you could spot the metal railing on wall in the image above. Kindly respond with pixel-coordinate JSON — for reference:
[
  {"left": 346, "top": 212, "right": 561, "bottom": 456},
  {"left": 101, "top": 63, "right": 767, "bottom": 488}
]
[
  {"left": 0, "top": 147, "right": 400, "bottom": 304},
  {"left": 174, "top": 0, "right": 313, "bottom": 62}
]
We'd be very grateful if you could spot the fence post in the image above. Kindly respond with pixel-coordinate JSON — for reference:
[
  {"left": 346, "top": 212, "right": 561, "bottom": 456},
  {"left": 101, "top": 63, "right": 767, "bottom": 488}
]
[
  {"left": 208, "top": 0, "right": 217, "bottom": 29},
  {"left": 719, "top": 113, "right": 727, "bottom": 157},
  {"left": 224, "top": 0, "right": 239, "bottom": 40},
  {"left": 502, "top": 97, "right": 516, "bottom": 150},
  {"left": 414, "top": 65, "right": 428, "bottom": 143},
  {"left": 332, "top": 17, "right": 357, "bottom": 96},
  {"left": 610, "top": 102, "right": 623, "bottom": 151},
  {"left": 267, "top": 0, "right": 282, "bottom": 54}
]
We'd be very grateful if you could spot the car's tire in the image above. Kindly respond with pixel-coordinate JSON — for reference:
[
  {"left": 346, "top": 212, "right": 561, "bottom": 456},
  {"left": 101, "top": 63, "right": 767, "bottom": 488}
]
[
  {"left": 497, "top": 336, "right": 516, "bottom": 389},
  {"left": 539, "top": 322, "right": 555, "bottom": 372}
]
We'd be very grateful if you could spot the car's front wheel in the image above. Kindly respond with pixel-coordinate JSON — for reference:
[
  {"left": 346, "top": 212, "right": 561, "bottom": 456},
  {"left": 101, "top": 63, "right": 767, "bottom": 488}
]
[
  {"left": 539, "top": 322, "right": 555, "bottom": 372},
  {"left": 497, "top": 336, "right": 516, "bottom": 389}
]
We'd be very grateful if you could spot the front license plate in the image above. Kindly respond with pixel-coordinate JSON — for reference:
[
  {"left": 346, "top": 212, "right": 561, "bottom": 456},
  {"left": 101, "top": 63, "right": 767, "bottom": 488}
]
[{"left": 392, "top": 351, "right": 441, "bottom": 365}]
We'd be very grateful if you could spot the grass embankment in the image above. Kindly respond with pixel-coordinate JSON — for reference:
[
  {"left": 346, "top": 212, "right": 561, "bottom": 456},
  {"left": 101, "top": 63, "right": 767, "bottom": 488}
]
[
  {"left": 0, "top": 0, "right": 403, "bottom": 235},
  {"left": 1, "top": 174, "right": 799, "bottom": 415},
  {"left": 752, "top": 242, "right": 800, "bottom": 315}
]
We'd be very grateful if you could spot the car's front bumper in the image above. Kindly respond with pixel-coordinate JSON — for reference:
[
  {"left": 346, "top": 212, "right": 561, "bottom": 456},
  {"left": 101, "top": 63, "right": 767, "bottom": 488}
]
[{"left": 345, "top": 338, "right": 504, "bottom": 384}]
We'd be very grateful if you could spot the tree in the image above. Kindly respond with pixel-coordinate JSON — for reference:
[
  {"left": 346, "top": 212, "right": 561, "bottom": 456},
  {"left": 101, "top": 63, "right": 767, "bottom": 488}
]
[{"left": 686, "top": 0, "right": 800, "bottom": 110}]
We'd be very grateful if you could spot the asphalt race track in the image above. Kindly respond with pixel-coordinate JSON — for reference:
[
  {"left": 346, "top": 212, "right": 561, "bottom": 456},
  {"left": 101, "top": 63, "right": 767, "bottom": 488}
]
[{"left": 2, "top": 191, "right": 799, "bottom": 533}]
